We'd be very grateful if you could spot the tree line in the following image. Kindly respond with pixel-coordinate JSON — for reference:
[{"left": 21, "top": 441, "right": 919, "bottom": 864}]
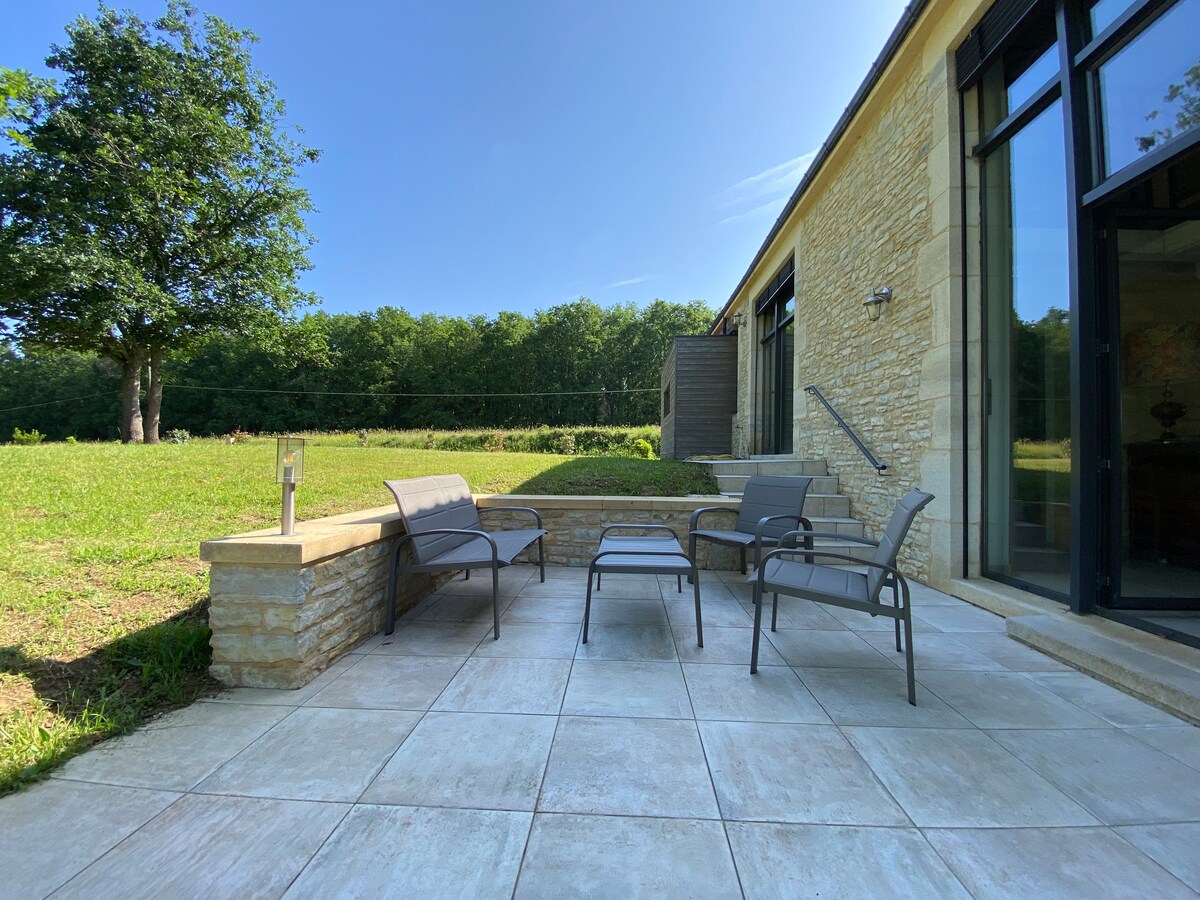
[{"left": 0, "top": 298, "right": 714, "bottom": 440}]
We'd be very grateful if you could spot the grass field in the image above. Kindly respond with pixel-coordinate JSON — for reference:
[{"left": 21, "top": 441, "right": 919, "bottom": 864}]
[{"left": 0, "top": 437, "right": 716, "bottom": 794}]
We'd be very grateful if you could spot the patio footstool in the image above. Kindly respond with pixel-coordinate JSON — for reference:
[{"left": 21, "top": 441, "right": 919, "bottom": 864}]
[{"left": 584, "top": 524, "right": 702, "bottom": 647}]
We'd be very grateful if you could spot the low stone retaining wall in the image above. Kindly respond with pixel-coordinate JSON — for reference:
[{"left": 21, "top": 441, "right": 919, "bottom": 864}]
[{"left": 201, "top": 495, "right": 741, "bottom": 689}]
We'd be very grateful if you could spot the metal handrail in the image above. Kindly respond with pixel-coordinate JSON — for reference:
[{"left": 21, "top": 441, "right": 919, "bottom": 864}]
[{"left": 803, "top": 384, "right": 888, "bottom": 473}]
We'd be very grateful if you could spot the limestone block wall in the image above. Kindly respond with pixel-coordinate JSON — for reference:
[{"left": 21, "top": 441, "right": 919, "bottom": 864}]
[
  {"left": 202, "top": 495, "right": 743, "bottom": 690},
  {"left": 717, "top": 0, "right": 986, "bottom": 591}
]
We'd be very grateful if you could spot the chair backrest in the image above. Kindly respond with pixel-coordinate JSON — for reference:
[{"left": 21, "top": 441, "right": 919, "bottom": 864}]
[
  {"left": 384, "top": 474, "right": 482, "bottom": 564},
  {"left": 866, "top": 487, "right": 935, "bottom": 601},
  {"left": 735, "top": 475, "right": 813, "bottom": 541}
]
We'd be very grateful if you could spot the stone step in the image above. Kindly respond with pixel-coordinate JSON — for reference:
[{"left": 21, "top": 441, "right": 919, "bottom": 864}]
[
  {"left": 706, "top": 459, "right": 828, "bottom": 477},
  {"left": 714, "top": 473, "right": 841, "bottom": 495}
]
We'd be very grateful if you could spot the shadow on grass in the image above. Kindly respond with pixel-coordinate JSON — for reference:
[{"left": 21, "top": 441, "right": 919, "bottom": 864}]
[
  {"left": 508, "top": 456, "right": 717, "bottom": 497},
  {"left": 0, "top": 600, "right": 217, "bottom": 796}
]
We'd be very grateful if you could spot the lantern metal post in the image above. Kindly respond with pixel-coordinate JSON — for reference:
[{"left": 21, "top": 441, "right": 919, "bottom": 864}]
[{"left": 276, "top": 436, "right": 306, "bottom": 536}]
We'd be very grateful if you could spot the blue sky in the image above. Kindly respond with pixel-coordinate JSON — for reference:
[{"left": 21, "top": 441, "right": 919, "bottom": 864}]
[{"left": 3, "top": 1, "right": 910, "bottom": 318}]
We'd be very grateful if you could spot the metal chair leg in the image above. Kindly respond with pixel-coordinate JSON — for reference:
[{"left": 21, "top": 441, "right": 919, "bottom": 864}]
[
  {"left": 750, "top": 580, "right": 765, "bottom": 673},
  {"left": 491, "top": 565, "right": 501, "bottom": 640},
  {"left": 583, "top": 564, "right": 596, "bottom": 643},
  {"left": 692, "top": 565, "right": 703, "bottom": 648}
]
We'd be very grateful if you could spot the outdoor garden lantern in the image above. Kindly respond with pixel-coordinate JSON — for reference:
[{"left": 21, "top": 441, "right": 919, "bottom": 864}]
[
  {"left": 276, "top": 436, "right": 305, "bottom": 535},
  {"left": 863, "top": 286, "right": 892, "bottom": 321}
]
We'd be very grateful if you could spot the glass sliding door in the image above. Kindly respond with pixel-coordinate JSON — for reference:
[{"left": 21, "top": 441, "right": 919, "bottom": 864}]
[
  {"left": 1108, "top": 214, "right": 1200, "bottom": 626},
  {"left": 982, "top": 101, "right": 1074, "bottom": 596}
]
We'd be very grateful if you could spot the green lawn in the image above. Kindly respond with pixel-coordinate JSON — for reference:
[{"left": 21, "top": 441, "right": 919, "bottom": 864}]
[{"left": 0, "top": 437, "right": 716, "bottom": 794}]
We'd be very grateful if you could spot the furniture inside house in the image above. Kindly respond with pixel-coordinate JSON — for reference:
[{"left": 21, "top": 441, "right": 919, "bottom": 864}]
[
  {"left": 688, "top": 475, "right": 813, "bottom": 577},
  {"left": 584, "top": 524, "right": 702, "bottom": 647},
  {"left": 749, "top": 487, "right": 935, "bottom": 705},
  {"left": 383, "top": 474, "right": 546, "bottom": 638},
  {"left": 1126, "top": 441, "right": 1200, "bottom": 569}
]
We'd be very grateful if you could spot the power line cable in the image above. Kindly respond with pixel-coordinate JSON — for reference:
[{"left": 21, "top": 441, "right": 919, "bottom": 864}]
[
  {"left": 164, "top": 384, "right": 658, "bottom": 398},
  {"left": 0, "top": 391, "right": 121, "bottom": 413}
]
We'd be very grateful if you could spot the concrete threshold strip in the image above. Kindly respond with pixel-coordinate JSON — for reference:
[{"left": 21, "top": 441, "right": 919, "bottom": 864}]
[{"left": 951, "top": 578, "right": 1200, "bottom": 725}]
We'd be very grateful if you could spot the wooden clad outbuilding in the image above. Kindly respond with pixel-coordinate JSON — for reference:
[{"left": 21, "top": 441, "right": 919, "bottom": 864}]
[{"left": 660, "top": 335, "right": 736, "bottom": 460}]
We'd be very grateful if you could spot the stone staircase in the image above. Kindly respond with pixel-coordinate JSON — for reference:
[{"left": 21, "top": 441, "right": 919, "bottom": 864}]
[{"left": 696, "top": 456, "right": 874, "bottom": 564}]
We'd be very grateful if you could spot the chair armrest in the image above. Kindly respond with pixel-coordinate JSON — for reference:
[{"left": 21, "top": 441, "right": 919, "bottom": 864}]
[
  {"left": 392, "top": 527, "right": 498, "bottom": 564},
  {"left": 600, "top": 523, "right": 680, "bottom": 541},
  {"left": 478, "top": 505, "right": 544, "bottom": 529},
  {"left": 756, "top": 546, "right": 908, "bottom": 601},
  {"left": 778, "top": 529, "right": 880, "bottom": 547},
  {"left": 754, "top": 514, "right": 810, "bottom": 543},
  {"left": 688, "top": 506, "right": 731, "bottom": 531}
]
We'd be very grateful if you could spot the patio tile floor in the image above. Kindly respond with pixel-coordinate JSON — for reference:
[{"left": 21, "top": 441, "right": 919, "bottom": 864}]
[{"left": 3, "top": 565, "right": 1199, "bottom": 898}]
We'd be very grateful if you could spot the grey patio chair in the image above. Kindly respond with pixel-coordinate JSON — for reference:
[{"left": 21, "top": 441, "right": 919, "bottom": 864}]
[
  {"left": 383, "top": 475, "right": 546, "bottom": 639},
  {"left": 749, "top": 487, "right": 934, "bottom": 705},
  {"left": 688, "top": 475, "right": 814, "bottom": 580}
]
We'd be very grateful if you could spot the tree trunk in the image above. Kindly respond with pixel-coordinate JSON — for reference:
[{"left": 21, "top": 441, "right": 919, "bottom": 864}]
[
  {"left": 118, "top": 348, "right": 146, "bottom": 444},
  {"left": 145, "top": 347, "right": 163, "bottom": 444}
]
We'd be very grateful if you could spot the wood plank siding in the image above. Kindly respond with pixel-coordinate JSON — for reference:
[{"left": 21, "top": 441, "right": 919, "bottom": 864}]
[{"left": 660, "top": 335, "right": 737, "bottom": 459}]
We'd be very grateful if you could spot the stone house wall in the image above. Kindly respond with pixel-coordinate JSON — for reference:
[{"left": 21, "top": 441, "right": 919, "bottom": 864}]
[{"left": 723, "top": 0, "right": 988, "bottom": 591}]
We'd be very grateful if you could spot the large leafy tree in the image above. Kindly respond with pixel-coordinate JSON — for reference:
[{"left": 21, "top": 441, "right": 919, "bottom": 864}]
[{"left": 0, "top": 2, "right": 318, "bottom": 442}]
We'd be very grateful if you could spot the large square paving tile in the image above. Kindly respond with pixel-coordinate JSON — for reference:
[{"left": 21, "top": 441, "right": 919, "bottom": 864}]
[
  {"left": 411, "top": 591, "right": 514, "bottom": 623},
  {"left": 515, "top": 813, "right": 742, "bottom": 899},
  {"left": 863, "top": 632, "right": 1008, "bottom": 671},
  {"left": 987, "top": 727, "right": 1200, "bottom": 824},
  {"left": 674, "top": 625, "right": 782, "bottom": 665},
  {"left": 912, "top": 604, "right": 1006, "bottom": 632},
  {"left": 575, "top": 624, "right": 678, "bottom": 661},
  {"left": 362, "top": 711, "right": 556, "bottom": 810},
  {"left": 1124, "top": 724, "right": 1200, "bottom": 770},
  {"left": 284, "top": 805, "right": 531, "bottom": 898},
  {"left": 372, "top": 620, "right": 492, "bottom": 656},
  {"left": 1023, "top": 670, "right": 1183, "bottom": 727},
  {"left": 471, "top": 621, "right": 582, "bottom": 658},
  {"left": 764, "top": 629, "right": 897, "bottom": 668},
  {"left": 502, "top": 594, "right": 585, "bottom": 624},
  {"left": 916, "top": 671, "right": 1110, "bottom": 729},
  {"left": 195, "top": 707, "right": 420, "bottom": 801},
  {"left": 667, "top": 596, "right": 752, "bottom": 628},
  {"left": 1115, "top": 823, "right": 1200, "bottom": 892},
  {"left": 740, "top": 597, "right": 848, "bottom": 630},
  {"left": 951, "top": 631, "right": 1072, "bottom": 671},
  {"left": 53, "top": 794, "right": 349, "bottom": 899},
  {"left": 796, "top": 667, "right": 970, "bottom": 727},
  {"left": 432, "top": 656, "right": 571, "bottom": 714},
  {"left": 844, "top": 726, "right": 1099, "bottom": 827},
  {"left": 682, "top": 663, "right": 830, "bottom": 724},
  {"left": 54, "top": 701, "right": 290, "bottom": 791},
  {"left": 539, "top": 716, "right": 719, "bottom": 818},
  {"left": 304, "top": 654, "right": 465, "bottom": 710},
  {"left": 925, "top": 826, "right": 1197, "bottom": 899},
  {"left": 0, "top": 780, "right": 180, "bottom": 900},
  {"left": 727, "top": 822, "right": 970, "bottom": 899},
  {"left": 562, "top": 660, "right": 693, "bottom": 718},
  {"left": 584, "top": 597, "right": 669, "bottom": 626},
  {"left": 699, "top": 721, "right": 909, "bottom": 825}
]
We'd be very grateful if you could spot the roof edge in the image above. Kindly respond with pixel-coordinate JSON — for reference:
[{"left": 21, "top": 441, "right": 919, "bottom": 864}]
[{"left": 708, "top": 0, "right": 933, "bottom": 335}]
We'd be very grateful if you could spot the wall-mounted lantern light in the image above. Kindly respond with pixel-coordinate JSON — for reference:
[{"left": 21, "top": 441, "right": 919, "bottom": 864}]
[
  {"left": 276, "top": 436, "right": 305, "bottom": 536},
  {"left": 863, "top": 287, "right": 892, "bottom": 322}
]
